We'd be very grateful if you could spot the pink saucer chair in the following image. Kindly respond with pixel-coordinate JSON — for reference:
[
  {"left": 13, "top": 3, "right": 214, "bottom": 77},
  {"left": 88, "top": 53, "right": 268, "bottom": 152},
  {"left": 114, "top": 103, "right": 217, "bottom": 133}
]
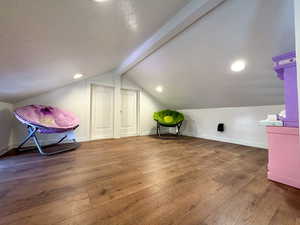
[{"left": 14, "top": 105, "right": 80, "bottom": 156}]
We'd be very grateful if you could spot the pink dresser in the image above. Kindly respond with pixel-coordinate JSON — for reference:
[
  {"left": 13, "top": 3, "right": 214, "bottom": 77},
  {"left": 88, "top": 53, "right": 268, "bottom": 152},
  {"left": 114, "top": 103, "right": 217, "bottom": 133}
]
[
  {"left": 266, "top": 51, "right": 300, "bottom": 189},
  {"left": 267, "top": 127, "right": 300, "bottom": 189}
]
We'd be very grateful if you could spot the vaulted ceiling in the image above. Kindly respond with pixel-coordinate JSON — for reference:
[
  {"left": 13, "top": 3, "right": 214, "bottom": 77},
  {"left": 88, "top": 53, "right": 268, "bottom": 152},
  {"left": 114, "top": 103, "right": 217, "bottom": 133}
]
[
  {"left": 0, "top": 0, "right": 191, "bottom": 102},
  {"left": 0, "top": 0, "right": 295, "bottom": 109},
  {"left": 125, "top": 0, "right": 295, "bottom": 109}
]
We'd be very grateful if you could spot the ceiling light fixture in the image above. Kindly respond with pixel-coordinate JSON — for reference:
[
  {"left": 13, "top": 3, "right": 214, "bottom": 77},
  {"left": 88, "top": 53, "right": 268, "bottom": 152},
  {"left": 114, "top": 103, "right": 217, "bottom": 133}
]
[
  {"left": 231, "top": 60, "right": 246, "bottom": 72},
  {"left": 156, "top": 86, "right": 163, "bottom": 93},
  {"left": 73, "top": 73, "right": 83, "bottom": 79},
  {"left": 93, "top": 0, "right": 109, "bottom": 2}
]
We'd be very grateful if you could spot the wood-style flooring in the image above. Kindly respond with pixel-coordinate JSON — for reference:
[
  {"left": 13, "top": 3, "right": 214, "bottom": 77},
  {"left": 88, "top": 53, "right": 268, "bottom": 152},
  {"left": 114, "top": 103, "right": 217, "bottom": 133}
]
[{"left": 1, "top": 136, "right": 300, "bottom": 225}]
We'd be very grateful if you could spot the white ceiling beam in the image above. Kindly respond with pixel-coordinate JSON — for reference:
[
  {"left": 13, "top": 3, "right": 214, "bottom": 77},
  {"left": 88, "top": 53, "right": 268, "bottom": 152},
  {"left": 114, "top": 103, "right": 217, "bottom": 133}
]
[{"left": 115, "top": 0, "right": 226, "bottom": 75}]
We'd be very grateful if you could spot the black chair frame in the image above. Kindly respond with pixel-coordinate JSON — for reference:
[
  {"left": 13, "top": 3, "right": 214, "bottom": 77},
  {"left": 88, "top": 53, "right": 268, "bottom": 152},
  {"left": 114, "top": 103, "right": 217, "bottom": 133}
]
[{"left": 156, "top": 121, "right": 183, "bottom": 136}]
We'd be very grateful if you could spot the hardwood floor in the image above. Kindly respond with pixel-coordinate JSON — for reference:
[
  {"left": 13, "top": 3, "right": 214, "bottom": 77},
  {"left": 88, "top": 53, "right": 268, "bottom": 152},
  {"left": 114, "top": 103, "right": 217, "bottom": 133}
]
[{"left": 1, "top": 136, "right": 300, "bottom": 225}]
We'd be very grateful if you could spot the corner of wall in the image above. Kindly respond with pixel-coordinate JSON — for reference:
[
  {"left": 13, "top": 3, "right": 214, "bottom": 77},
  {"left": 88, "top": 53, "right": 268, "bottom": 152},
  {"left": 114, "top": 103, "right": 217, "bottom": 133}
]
[{"left": 0, "top": 101, "right": 14, "bottom": 156}]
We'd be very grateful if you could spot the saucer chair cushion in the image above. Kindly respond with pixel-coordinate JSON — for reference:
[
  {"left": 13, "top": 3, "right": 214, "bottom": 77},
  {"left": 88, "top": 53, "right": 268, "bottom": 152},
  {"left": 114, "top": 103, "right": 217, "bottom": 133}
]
[
  {"left": 14, "top": 105, "right": 80, "bottom": 133},
  {"left": 153, "top": 109, "right": 184, "bottom": 126}
]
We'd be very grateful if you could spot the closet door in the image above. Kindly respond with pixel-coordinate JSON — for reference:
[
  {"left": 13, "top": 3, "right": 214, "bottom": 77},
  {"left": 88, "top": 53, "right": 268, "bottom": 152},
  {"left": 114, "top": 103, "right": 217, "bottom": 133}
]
[
  {"left": 121, "top": 89, "right": 138, "bottom": 137},
  {"left": 91, "top": 85, "right": 114, "bottom": 140}
]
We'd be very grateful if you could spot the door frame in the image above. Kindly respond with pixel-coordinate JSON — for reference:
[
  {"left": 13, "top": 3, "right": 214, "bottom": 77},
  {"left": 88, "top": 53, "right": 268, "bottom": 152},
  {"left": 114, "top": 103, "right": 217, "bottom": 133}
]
[
  {"left": 121, "top": 88, "right": 141, "bottom": 137},
  {"left": 90, "top": 83, "right": 115, "bottom": 141}
]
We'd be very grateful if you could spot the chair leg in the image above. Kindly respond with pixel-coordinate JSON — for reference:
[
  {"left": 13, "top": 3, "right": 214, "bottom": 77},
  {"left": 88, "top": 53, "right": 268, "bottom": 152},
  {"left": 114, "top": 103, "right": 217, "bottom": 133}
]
[
  {"left": 31, "top": 131, "right": 46, "bottom": 156},
  {"left": 177, "top": 123, "right": 182, "bottom": 136},
  {"left": 55, "top": 135, "right": 68, "bottom": 145},
  {"left": 157, "top": 124, "right": 161, "bottom": 137},
  {"left": 32, "top": 135, "right": 78, "bottom": 156},
  {"left": 17, "top": 126, "right": 38, "bottom": 150}
]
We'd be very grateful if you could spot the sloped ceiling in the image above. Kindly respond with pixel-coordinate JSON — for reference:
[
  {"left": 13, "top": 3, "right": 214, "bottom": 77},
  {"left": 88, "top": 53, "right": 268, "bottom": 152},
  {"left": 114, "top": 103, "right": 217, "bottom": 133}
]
[
  {"left": 0, "top": 0, "right": 191, "bottom": 103},
  {"left": 125, "top": 0, "right": 295, "bottom": 109}
]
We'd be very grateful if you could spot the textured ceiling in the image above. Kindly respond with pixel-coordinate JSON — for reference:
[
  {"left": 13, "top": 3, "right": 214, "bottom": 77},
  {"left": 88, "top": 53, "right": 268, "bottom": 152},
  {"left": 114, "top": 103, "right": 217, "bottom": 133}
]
[
  {"left": 0, "top": 0, "right": 191, "bottom": 102},
  {"left": 125, "top": 0, "right": 295, "bottom": 109}
]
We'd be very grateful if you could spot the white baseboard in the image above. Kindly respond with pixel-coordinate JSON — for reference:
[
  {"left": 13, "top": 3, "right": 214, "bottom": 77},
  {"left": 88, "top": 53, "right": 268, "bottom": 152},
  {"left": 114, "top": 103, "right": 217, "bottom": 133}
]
[
  {"left": 141, "top": 130, "right": 156, "bottom": 136},
  {"left": 140, "top": 127, "right": 170, "bottom": 136},
  {"left": 182, "top": 131, "right": 267, "bottom": 149}
]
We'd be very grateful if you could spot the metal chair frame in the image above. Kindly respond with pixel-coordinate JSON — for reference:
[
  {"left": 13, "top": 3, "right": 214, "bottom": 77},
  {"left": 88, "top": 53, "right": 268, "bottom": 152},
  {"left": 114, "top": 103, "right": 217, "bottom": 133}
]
[
  {"left": 17, "top": 124, "right": 78, "bottom": 156},
  {"left": 156, "top": 121, "right": 183, "bottom": 136}
]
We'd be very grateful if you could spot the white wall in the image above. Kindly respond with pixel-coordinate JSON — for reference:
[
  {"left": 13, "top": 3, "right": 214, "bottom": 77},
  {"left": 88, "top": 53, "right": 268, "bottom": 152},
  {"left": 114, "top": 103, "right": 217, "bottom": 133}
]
[
  {"left": 180, "top": 105, "right": 284, "bottom": 149},
  {"left": 0, "top": 102, "right": 13, "bottom": 154},
  {"left": 10, "top": 72, "right": 285, "bottom": 150},
  {"left": 12, "top": 73, "right": 164, "bottom": 146},
  {"left": 121, "top": 78, "right": 165, "bottom": 135}
]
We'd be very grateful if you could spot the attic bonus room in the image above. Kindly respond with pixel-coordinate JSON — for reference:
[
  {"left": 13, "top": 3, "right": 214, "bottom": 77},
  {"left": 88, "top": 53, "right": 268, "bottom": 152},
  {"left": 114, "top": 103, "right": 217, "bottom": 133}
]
[{"left": 1, "top": 0, "right": 300, "bottom": 225}]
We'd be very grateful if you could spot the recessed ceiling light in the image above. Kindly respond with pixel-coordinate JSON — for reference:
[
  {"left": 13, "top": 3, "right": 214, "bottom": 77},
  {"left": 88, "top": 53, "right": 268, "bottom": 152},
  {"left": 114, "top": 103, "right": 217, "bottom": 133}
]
[
  {"left": 93, "top": 0, "right": 109, "bottom": 2},
  {"left": 73, "top": 73, "right": 83, "bottom": 79},
  {"left": 231, "top": 60, "right": 246, "bottom": 72},
  {"left": 156, "top": 86, "right": 163, "bottom": 93}
]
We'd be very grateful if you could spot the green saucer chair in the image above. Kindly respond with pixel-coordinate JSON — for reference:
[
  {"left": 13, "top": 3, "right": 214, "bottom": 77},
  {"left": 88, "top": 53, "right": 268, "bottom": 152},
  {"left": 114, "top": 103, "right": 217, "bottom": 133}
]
[{"left": 153, "top": 110, "right": 184, "bottom": 136}]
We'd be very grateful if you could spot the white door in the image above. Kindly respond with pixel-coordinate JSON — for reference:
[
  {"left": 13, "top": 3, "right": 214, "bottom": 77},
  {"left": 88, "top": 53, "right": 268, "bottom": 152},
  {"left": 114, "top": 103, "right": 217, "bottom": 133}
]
[
  {"left": 91, "top": 85, "right": 114, "bottom": 140},
  {"left": 121, "top": 89, "right": 138, "bottom": 137}
]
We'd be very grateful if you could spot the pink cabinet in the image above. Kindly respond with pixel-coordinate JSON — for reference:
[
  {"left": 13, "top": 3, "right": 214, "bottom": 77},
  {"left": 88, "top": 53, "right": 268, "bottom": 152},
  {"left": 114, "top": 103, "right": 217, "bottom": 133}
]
[{"left": 267, "top": 127, "right": 300, "bottom": 189}]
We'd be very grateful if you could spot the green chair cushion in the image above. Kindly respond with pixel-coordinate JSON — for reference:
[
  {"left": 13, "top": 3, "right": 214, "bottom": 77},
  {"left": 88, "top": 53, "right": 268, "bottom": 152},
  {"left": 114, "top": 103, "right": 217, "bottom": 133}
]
[
  {"left": 153, "top": 109, "right": 184, "bottom": 126},
  {"left": 163, "top": 115, "right": 174, "bottom": 123}
]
